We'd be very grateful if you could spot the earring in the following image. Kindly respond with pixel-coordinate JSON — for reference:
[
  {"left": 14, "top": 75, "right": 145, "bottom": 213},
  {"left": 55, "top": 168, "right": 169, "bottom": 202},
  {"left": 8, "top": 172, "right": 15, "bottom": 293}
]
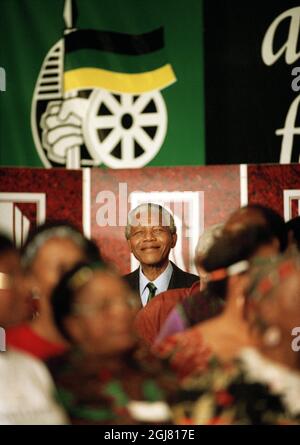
[
  {"left": 262, "top": 326, "right": 282, "bottom": 347},
  {"left": 31, "top": 286, "right": 41, "bottom": 300}
]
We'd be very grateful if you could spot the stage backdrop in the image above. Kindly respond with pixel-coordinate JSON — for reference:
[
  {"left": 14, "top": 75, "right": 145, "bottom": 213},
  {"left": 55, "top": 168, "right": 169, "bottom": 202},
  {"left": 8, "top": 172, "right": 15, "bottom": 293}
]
[
  {"left": 0, "top": 0, "right": 204, "bottom": 169},
  {"left": 1, "top": 164, "right": 300, "bottom": 274}
]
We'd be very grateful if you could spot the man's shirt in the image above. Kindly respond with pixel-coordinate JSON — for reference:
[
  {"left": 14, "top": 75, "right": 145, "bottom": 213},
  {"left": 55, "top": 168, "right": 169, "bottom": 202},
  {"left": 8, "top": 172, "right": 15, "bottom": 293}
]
[{"left": 139, "top": 261, "right": 173, "bottom": 307}]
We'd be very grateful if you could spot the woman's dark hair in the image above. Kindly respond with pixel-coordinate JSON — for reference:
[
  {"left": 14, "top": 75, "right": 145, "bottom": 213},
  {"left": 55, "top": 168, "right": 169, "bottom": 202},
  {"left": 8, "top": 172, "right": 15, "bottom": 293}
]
[
  {"left": 286, "top": 216, "right": 300, "bottom": 251},
  {"left": 243, "top": 204, "right": 288, "bottom": 253},
  {"left": 0, "top": 233, "right": 15, "bottom": 256},
  {"left": 199, "top": 224, "right": 277, "bottom": 302},
  {"left": 51, "top": 261, "right": 106, "bottom": 342},
  {"left": 84, "top": 238, "right": 102, "bottom": 262}
]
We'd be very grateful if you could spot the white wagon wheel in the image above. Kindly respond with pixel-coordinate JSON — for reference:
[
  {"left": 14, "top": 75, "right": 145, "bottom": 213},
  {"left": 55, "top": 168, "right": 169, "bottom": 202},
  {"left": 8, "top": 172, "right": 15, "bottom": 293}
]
[{"left": 83, "top": 89, "right": 167, "bottom": 168}]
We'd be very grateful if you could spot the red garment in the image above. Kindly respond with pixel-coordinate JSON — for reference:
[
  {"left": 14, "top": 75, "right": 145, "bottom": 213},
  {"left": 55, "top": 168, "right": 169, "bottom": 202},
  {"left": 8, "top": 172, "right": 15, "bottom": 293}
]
[
  {"left": 133, "top": 280, "right": 200, "bottom": 346},
  {"left": 6, "top": 324, "right": 67, "bottom": 360},
  {"left": 152, "top": 327, "right": 212, "bottom": 380}
]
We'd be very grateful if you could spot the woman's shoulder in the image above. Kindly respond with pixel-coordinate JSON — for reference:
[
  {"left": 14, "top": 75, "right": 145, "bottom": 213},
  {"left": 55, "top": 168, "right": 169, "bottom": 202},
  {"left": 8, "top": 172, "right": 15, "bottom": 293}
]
[
  {"left": 0, "top": 349, "right": 68, "bottom": 424},
  {"left": 6, "top": 324, "right": 67, "bottom": 360}
]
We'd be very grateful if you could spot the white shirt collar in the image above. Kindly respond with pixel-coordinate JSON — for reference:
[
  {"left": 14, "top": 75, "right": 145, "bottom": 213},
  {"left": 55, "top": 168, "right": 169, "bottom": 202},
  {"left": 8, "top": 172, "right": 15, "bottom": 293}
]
[{"left": 139, "top": 261, "right": 173, "bottom": 306}]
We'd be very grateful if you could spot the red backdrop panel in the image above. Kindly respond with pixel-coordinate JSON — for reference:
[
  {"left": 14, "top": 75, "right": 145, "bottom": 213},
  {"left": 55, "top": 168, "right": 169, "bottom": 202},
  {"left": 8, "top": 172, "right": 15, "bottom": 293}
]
[
  {"left": 0, "top": 168, "right": 83, "bottom": 243},
  {"left": 247, "top": 164, "right": 300, "bottom": 221}
]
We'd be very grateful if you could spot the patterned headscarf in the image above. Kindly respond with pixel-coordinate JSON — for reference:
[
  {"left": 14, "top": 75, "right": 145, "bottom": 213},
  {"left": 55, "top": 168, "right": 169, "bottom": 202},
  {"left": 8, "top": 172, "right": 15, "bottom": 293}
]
[{"left": 245, "top": 250, "right": 300, "bottom": 331}]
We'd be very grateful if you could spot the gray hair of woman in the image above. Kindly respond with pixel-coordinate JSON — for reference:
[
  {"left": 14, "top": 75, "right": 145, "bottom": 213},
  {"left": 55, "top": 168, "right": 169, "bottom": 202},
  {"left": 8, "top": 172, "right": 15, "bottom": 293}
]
[
  {"left": 194, "top": 224, "right": 224, "bottom": 262},
  {"left": 21, "top": 222, "right": 101, "bottom": 268}
]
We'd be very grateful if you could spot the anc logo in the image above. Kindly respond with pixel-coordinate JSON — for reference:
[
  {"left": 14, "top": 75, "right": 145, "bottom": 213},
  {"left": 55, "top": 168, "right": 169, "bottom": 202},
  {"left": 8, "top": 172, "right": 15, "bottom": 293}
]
[{"left": 31, "top": 0, "right": 176, "bottom": 169}]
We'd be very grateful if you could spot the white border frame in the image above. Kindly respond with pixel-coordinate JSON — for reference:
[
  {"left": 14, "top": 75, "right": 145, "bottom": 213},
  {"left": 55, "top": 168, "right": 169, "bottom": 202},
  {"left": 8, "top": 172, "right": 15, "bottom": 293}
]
[
  {"left": 240, "top": 164, "right": 248, "bottom": 206},
  {"left": 0, "top": 192, "right": 46, "bottom": 224},
  {"left": 283, "top": 189, "right": 300, "bottom": 222}
]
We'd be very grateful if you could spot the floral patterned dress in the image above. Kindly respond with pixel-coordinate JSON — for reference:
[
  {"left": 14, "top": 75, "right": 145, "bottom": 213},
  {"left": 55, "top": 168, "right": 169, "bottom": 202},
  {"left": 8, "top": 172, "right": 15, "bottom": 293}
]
[
  {"left": 46, "top": 346, "right": 177, "bottom": 425},
  {"left": 170, "top": 348, "right": 300, "bottom": 425}
]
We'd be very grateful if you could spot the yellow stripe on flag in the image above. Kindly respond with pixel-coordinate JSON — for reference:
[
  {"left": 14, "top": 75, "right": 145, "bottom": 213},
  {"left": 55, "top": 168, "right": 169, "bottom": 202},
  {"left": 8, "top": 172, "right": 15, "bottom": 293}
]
[{"left": 64, "top": 64, "right": 176, "bottom": 94}]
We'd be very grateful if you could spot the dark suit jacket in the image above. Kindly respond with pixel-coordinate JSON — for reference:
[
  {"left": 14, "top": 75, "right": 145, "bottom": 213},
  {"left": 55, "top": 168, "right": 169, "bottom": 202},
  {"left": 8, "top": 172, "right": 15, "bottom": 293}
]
[{"left": 123, "top": 261, "right": 199, "bottom": 295}]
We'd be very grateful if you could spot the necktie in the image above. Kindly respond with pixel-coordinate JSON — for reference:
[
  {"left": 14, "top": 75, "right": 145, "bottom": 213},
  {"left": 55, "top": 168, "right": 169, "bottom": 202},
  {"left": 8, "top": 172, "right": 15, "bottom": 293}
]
[{"left": 146, "top": 282, "right": 157, "bottom": 303}]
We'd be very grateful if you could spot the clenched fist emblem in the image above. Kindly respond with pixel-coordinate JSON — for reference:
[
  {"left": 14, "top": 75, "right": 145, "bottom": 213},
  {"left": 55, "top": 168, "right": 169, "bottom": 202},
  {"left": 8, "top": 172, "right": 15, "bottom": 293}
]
[{"left": 40, "top": 97, "right": 89, "bottom": 166}]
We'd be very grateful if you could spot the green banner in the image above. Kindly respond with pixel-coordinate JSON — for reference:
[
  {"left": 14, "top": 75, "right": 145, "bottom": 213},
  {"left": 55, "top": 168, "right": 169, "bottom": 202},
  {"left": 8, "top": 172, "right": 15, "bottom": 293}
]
[{"left": 0, "top": 0, "right": 205, "bottom": 169}]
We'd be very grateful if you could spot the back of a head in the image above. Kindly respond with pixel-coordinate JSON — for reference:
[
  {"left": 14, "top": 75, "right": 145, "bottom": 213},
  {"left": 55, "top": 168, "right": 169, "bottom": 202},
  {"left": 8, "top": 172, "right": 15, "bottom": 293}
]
[
  {"left": 0, "top": 233, "right": 15, "bottom": 256},
  {"left": 286, "top": 216, "right": 300, "bottom": 251},
  {"left": 225, "top": 204, "right": 288, "bottom": 253},
  {"left": 197, "top": 225, "right": 277, "bottom": 302},
  {"left": 200, "top": 224, "right": 276, "bottom": 273}
]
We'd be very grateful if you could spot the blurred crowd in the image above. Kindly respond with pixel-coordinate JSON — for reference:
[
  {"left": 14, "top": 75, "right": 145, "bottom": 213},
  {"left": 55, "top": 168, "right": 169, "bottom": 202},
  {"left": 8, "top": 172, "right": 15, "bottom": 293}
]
[{"left": 0, "top": 205, "right": 300, "bottom": 425}]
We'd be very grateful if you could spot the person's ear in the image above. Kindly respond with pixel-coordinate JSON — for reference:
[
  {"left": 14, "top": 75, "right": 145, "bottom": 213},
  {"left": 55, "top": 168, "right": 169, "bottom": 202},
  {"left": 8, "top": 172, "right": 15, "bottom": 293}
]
[
  {"left": 29, "top": 272, "right": 43, "bottom": 299},
  {"left": 171, "top": 233, "right": 177, "bottom": 248},
  {"left": 127, "top": 239, "right": 133, "bottom": 252}
]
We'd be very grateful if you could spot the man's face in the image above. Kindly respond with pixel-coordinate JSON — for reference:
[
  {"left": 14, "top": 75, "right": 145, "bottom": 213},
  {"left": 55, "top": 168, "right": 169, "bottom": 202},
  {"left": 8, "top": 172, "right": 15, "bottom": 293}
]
[{"left": 127, "top": 209, "right": 177, "bottom": 268}]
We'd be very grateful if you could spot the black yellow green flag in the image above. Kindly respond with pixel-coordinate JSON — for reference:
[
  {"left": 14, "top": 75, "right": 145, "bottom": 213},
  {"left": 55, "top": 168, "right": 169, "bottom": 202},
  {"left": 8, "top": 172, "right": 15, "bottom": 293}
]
[{"left": 0, "top": 0, "right": 205, "bottom": 169}]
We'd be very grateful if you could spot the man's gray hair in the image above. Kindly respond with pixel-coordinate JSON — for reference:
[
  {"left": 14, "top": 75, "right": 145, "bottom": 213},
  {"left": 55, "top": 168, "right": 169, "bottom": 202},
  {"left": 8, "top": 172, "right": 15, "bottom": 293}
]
[{"left": 125, "top": 203, "right": 177, "bottom": 240}]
